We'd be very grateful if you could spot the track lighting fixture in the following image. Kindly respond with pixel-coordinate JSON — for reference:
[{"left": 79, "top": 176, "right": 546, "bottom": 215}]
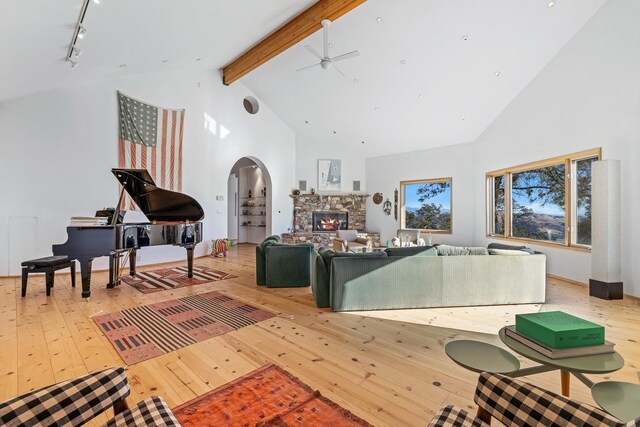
[{"left": 66, "top": 0, "right": 95, "bottom": 68}]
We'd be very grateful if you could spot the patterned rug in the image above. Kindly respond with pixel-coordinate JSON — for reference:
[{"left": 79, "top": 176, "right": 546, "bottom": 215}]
[
  {"left": 93, "top": 291, "right": 274, "bottom": 364},
  {"left": 121, "top": 264, "right": 236, "bottom": 293},
  {"left": 173, "top": 363, "right": 373, "bottom": 427}
]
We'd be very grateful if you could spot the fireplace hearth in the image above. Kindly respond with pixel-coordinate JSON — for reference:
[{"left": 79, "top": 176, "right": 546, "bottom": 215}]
[{"left": 312, "top": 211, "right": 348, "bottom": 232}]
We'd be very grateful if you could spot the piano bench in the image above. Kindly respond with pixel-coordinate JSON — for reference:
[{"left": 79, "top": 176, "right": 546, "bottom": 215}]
[{"left": 21, "top": 256, "right": 76, "bottom": 297}]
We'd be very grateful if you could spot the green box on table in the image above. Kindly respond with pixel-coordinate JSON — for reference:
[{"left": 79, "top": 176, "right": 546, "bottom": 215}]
[{"left": 515, "top": 311, "right": 604, "bottom": 349}]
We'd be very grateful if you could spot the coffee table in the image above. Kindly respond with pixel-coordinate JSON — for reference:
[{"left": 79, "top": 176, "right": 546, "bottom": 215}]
[{"left": 498, "top": 327, "right": 624, "bottom": 397}]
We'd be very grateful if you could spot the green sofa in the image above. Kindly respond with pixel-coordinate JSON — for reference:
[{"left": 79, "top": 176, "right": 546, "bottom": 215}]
[
  {"left": 256, "top": 236, "right": 314, "bottom": 287},
  {"left": 313, "top": 245, "right": 546, "bottom": 311}
]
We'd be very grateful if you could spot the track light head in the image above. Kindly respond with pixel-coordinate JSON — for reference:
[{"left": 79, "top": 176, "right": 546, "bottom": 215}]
[{"left": 77, "top": 26, "right": 86, "bottom": 39}]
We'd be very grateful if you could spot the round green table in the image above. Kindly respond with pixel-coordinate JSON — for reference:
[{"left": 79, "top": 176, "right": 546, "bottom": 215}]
[
  {"left": 498, "top": 327, "right": 625, "bottom": 397},
  {"left": 591, "top": 381, "right": 640, "bottom": 423},
  {"left": 445, "top": 340, "right": 520, "bottom": 374}
]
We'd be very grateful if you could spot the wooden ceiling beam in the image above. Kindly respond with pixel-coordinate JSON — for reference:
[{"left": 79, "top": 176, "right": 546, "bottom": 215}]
[{"left": 222, "top": 0, "right": 366, "bottom": 85}]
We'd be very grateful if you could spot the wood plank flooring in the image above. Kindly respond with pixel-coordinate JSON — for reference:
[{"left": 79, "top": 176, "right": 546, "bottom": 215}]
[{"left": 1, "top": 244, "right": 638, "bottom": 426}]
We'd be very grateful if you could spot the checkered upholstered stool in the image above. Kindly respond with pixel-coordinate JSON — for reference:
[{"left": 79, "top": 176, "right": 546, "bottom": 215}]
[
  {"left": 21, "top": 255, "right": 75, "bottom": 297},
  {"left": 428, "top": 372, "right": 640, "bottom": 427},
  {"left": 0, "top": 367, "right": 180, "bottom": 426}
]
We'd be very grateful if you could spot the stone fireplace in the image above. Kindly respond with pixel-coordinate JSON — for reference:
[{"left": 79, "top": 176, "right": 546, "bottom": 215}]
[
  {"left": 312, "top": 211, "right": 348, "bottom": 232},
  {"left": 281, "top": 194, "right": 380, "bottom": 247}
]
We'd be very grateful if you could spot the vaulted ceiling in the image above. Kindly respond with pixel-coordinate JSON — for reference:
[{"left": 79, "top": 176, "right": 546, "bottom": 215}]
[{"left": 1, "top": 0, "right": 607, "bottom": 157}]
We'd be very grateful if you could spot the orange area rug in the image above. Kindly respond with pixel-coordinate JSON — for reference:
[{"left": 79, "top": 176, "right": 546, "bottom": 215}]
[{"left": 173, "top": 363, "right": 373, "bottom": 426}]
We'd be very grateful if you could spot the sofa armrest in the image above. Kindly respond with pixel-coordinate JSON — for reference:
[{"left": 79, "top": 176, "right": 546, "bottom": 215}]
[
  {"left": 265, "top": 244, "right": 313, "bottom": 287},
  {"left": 355, "top": 237, "right": 370, "bottom": 245},
  {"left": 474, "top": 372, "right": 620, "bottom": 427},
  {"left": 0, "top": 367, "right": 130, "bottom": 427}
]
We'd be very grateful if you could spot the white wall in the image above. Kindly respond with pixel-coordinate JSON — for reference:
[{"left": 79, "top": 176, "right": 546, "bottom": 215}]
[
  {"left": 366, "top": 142, "right": 475, "bottom": 245},
  {"left": 360, "top": 0, "right": 640, "bottom": 297},
  {"left": 295, "top": 136, "right": 367, "bottom": 194},
  {"left": 0, "top": 68, "right": 295, "bottom": 275},
  {"left": 472, "top": 0, "right": 639, "bottom": 296}
]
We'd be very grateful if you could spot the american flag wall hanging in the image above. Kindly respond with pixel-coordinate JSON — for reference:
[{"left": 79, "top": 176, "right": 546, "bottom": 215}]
[{"left": 117, "top": 91, "right": 185, "bottom": 209}]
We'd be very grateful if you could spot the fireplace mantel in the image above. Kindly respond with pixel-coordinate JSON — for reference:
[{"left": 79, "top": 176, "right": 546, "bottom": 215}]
[{"left": 290, "top": 193, "right": 370, "bottom": 198}]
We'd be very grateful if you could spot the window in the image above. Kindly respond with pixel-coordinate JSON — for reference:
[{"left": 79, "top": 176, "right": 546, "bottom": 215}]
[
  {"left": 400, "top": 178, "right": 452, "bottom": 233},
  {"left": 486, "top": 149, "right": 600, "bottom": 249}
]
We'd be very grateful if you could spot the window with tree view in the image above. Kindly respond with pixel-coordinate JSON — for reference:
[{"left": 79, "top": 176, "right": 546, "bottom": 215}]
[
  {"left": 401, "top": 178, "right": 452, "bottom": 233},
  {"left": 487, "top": 149, "right": 599, "bottom": 248}
]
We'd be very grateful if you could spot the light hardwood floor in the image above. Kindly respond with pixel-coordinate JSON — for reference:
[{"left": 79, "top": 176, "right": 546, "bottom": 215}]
[{"left": 1, "top": 244, "right": 638, "bottom": 426}]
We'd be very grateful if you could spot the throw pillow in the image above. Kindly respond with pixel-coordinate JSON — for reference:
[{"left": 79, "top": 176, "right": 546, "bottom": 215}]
[
  {"left": 384, "top": 246, "right": 437, "bottom": 257},
  {"left": 488, "top": 248, "right": 531, "bottom": 256},
  {"left": 487, "top": 242, "right": 535, "bottom": 254}
]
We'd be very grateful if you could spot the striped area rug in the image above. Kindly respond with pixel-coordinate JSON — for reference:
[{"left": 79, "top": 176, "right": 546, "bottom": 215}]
[
  {"left": 93, "top": 290, "right": 274, "bottom": 364},
  {"left": 121, "top": 264, "right": 236, "bottom": 294}
]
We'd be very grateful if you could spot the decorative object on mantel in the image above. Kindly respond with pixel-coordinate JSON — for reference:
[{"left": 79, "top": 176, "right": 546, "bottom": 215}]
[
  {"left": 383, "top": 199, "right": 392, "bottom": 215},
  {"left": 394, "top": 188, "right": 398, "bottom": 220},
  {"left": 292, "top": 189, "right": 301, "bottom": 196},
  {"left": 372, "top": 192, "right": 383, "bottom": 204},
  {"left": 310, "top": 187, "right": 316, "bottom": 194},
  {"left": 318, "top": 159, "right": 341, "bottom": 192}
]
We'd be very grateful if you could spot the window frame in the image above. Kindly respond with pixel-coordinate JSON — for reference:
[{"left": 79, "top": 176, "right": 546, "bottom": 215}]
[
  {"left": 400, "top": 177, "right": 453, "bottom": 234},
  {"left": 485, "top": 148, "right": 601, "bottom": 251}
]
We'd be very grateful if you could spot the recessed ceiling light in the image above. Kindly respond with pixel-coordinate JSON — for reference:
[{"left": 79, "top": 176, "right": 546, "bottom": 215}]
[
  {"left": 548, "top": 1, "right": 555, "bottom": 7},
  {"left": 376, "top": 17, "right": 383, "bottom": 23},
  {"left": 77, "top": 26, "right": 86, "bottom": 39},
  {"left": 332, "top": 130, "right": 337, "bottom": 134},
  {"left": 305, "top": 120, "right": 309, "bottom": 124},
  {"left": 400, "top": 59, "right": 406, "bottom": 65},
  {"left": 353, "top": 78, "right": 358, "bottom": 83},
  {"left": 328, "top": 43, "right": 333, "bottom": 48},
  {"left": 361, "top": 141, "right": 365, "bottom": 144},
  {"left": 93, "top": 0, "right": 100, "bottom": 4},
  {"left": 119, "top": 64, "right": 127, "bottom": 68},
  {"left": 462, "top": 34, "right": 469, "bottom": 41},
  {"left": 374, "top": 107, "right": 379, "bottom": 111},
  {"left": 418, "top": 93, "right": 424, "bottom": 99},
  {"left": 196, "top": 58, "right": 202, "bottom": 62},
  {"left": 495, "top": 71, "right": 501, "bottom": 77},
  {"left": 162, "top": 59, "right": 168, "bottom": 63},
  {"left": 461, "top": 116, "right": 466, "bottom": 120}
]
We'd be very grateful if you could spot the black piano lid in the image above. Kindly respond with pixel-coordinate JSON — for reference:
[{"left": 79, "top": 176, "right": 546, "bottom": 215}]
[{"left": 111, "top": 168, "right": 204, "bottom": 222}]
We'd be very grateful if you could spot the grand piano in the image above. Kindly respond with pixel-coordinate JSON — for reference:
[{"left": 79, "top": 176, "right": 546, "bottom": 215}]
[{"left": 53, "top": 168, "right": 204, "bottom": 298}]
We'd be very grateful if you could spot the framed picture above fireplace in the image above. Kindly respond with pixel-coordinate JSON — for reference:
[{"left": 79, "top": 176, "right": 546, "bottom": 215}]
[{"left": 318, "top": 159, "right": 342, "bottom": 192}]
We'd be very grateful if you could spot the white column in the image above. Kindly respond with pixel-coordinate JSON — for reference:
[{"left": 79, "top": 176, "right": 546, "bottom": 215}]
[{"left": 590, "top": 160, "right": 622, "bottom": 298}]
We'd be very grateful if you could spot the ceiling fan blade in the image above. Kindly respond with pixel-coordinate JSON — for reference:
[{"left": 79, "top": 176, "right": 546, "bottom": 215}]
[
  {"left": 333, "top": 65, "right": 345, "bottom": 77},
  {"left": 296, "top": 62, "right": 321, "bottom": 72},
  {"left": 331, "top": 50, "right": 360, "bottom": 63},
  {"left": 304, "top": 45, "right": 323, "bottom": 60}
]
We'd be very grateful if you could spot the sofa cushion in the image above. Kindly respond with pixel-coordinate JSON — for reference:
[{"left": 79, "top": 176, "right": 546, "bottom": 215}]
[
  {"left": 385, "top": 246, "right": 437, "bottom": 257},
  {"left": 487, "top": 242, "right": 535, "bottom": 254},
  {"left": 436, "top": 245, "right": 489, "bottom": 256},
  {"left": 488, "top": 248, "right": 530, "bottom": 256},
  {"left": 319, "top": 248, "right": 387, "bottom": 271}
]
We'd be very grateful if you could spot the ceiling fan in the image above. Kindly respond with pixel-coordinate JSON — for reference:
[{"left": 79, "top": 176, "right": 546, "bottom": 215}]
[{"left": 296, "top": 19, "right": 359, "bottom": 77}]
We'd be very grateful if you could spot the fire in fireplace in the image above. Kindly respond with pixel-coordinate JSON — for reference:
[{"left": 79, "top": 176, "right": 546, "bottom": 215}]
[{"left": 312, "top": 211, "right": 348, "bottom": 232}]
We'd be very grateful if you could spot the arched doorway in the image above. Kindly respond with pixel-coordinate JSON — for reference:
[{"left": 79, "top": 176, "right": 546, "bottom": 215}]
[{"left": 227, "top": 157, "right": 272, "bottom": 243}]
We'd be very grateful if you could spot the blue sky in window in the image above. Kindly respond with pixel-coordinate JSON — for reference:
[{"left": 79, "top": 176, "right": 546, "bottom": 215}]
[{"left": 404, "top": 182, "right": 451, "bottom": 210}]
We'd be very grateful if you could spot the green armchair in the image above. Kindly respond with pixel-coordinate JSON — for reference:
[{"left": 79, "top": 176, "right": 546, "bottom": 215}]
[{"left": 256, "top": 236, "right": 314, "bottom": 287}]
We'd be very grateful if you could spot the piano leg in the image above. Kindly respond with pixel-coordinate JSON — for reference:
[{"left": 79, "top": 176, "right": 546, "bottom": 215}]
[
  {"left": 108, "top": 252, "right": 121, "bottom": 288},
  {"left": 129, "top": 249, "right": 137, "bottom": 276},
  {"left": 78, "top": 258, "right": 93, "bottom": 298},
  {"left": 186, "top": 246, "right": 194, "bottom": 278}
]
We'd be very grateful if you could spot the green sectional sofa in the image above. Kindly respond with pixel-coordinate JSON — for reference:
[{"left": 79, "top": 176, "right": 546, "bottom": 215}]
[{"left": 312, "top": 245, "right": 546, "bottom": 311}]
